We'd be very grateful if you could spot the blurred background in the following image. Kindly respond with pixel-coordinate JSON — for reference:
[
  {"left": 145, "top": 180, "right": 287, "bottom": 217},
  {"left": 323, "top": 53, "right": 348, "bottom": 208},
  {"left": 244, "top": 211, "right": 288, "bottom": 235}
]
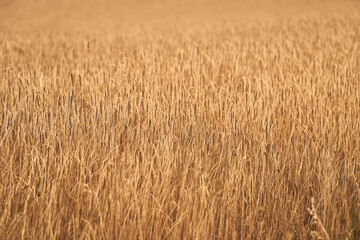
[{"left": 0, "top": 0, "right": 359, "bottom": 32}]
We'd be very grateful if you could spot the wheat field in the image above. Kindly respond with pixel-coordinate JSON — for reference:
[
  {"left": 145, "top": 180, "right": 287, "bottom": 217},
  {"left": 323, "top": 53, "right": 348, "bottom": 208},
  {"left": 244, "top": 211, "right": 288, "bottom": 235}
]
[{"left": 0, "top": 0, "right": 360, "bottom": 239}]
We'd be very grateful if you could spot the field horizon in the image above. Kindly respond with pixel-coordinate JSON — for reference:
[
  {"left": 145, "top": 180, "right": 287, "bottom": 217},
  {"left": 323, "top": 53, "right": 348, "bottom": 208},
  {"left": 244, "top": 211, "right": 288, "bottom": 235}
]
[{"left": 1, "top": 0, "right": 360, "bottom": 239}]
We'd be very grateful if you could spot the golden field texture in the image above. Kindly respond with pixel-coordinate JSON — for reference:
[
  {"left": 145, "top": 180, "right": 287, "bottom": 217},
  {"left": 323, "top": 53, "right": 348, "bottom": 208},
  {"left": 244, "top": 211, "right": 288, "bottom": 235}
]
[{"left": 1, "top": 0, "right": 360, "bottom": 239}]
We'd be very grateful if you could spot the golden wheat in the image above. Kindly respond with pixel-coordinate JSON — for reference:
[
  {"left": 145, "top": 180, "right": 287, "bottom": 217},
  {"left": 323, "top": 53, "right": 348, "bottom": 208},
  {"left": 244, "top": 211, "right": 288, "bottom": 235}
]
[{"left": 0, "top": 0, "right": 360, "bottom": 239}]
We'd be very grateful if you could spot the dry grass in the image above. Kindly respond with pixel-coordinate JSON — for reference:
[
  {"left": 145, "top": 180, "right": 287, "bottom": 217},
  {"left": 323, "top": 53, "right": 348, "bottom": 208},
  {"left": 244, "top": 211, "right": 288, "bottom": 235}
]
[{"left": 1, "top": 0, "right": 360, "bottom": 239}]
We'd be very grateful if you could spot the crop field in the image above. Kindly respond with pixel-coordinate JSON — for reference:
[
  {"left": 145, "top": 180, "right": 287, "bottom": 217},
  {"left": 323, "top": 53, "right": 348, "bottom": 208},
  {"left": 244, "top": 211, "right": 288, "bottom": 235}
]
[{"left": 0, "top": 0, "right": 360, "bottom": 239}]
